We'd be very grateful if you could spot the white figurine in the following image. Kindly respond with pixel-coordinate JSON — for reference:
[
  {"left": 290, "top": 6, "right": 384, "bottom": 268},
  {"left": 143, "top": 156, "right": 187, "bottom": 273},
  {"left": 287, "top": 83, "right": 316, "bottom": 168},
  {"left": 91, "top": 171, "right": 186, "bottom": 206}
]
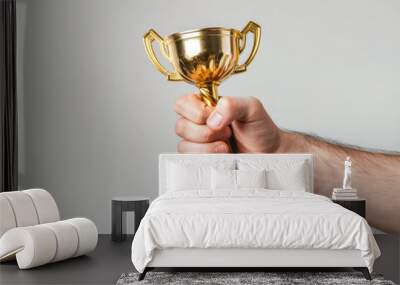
[{"left": 342, "top": 156, "right": 352, "bottom": 189}]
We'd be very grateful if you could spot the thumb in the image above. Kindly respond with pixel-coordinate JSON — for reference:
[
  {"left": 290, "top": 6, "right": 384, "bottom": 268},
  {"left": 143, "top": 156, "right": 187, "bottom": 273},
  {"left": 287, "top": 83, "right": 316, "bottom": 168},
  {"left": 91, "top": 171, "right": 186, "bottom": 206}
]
[{"left": 206, "top": 96, "right": 266, "bottom": 130}]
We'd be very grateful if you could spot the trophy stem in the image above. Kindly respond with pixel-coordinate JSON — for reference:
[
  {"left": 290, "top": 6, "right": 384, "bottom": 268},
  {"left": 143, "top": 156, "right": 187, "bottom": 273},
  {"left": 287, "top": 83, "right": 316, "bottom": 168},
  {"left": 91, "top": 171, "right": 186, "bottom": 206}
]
[{"left": 199, "top": 83, "right": 220, "bottom": 107}]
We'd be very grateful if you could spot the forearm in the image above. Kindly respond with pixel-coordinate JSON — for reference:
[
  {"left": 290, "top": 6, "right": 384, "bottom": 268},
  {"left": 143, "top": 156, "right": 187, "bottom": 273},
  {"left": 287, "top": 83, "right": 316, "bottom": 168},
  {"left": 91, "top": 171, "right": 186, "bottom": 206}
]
[{"left": 277, "top": 130, "right": 400, "bottom": 234}]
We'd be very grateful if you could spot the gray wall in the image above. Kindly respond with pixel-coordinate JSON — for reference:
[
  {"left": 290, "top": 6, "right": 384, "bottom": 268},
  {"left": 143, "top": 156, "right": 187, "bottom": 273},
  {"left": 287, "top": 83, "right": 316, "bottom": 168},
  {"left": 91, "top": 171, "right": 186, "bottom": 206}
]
[{"left": 17, "top": 0, "right": 399, "bottom": 238}]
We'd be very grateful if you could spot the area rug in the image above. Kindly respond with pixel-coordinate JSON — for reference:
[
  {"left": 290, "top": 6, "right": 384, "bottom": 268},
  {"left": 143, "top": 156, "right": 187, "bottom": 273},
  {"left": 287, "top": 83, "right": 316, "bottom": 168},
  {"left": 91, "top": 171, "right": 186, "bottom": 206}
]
[{"left": 116, "top": 272, "right": 396, "bottom": 285}]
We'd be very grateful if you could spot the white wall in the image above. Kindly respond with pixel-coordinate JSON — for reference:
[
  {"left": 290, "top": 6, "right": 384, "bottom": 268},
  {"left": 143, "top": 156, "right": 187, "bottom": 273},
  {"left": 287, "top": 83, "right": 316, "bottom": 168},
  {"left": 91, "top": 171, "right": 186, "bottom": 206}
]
[{"left": 17, "top": 0, "right": 400, "bottom": 235}]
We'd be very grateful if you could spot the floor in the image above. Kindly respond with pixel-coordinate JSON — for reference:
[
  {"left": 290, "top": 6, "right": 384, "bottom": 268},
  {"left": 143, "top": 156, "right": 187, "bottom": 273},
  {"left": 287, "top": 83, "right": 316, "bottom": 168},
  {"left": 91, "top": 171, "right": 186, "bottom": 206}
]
[
  {"left": 0, "top": 235, "right": 133, "bottom": 285},
  {"left": 1, "top": 234, "right": 398, "bottom": 285}
]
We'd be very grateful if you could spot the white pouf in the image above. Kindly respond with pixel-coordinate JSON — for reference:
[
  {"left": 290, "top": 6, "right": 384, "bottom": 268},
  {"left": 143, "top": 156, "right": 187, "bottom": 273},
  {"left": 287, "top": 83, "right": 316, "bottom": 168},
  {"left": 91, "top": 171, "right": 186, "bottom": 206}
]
[
  {"left": 1, "top": 191, "right": 39, "bottom": 227},
  {"left": 0, "top": 189, "right": 98, "bottom": 269},
  {"left": 0, "top": 196, "right": 17, "bottom": 237},
  {"left": 24, "top": 188, "right": 60, "bottom": 223}
]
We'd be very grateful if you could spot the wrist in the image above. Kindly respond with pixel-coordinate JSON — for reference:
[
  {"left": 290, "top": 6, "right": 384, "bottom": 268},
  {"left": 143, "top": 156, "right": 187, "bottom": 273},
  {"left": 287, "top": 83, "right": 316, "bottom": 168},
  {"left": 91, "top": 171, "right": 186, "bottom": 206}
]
[{"left": 275, "top": 130, "right": 309, "bottom": 153}]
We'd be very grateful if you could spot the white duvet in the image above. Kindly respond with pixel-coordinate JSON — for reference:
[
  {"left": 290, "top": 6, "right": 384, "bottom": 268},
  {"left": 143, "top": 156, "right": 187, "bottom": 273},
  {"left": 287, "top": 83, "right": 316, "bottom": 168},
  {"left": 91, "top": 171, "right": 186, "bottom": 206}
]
[{"left": 131, "top": 189, "right": 380, "bottom": 272}]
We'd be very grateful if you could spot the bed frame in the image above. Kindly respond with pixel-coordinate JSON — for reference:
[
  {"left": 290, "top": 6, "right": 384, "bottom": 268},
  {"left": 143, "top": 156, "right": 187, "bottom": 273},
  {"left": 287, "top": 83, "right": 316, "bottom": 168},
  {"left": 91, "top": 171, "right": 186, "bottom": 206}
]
[
  {"left": 140, "top": 248, "right": 370, "bottom": 280},
  {"left": 138, "top": 154, "right": 372, "bottom": 281}
]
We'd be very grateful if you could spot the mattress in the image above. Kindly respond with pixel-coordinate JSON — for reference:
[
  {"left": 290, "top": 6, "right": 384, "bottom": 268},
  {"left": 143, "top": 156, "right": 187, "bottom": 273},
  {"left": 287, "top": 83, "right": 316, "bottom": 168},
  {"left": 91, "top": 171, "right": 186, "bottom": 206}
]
[{"left": 131, "top": 189, "right": 380, "bottom": 273}]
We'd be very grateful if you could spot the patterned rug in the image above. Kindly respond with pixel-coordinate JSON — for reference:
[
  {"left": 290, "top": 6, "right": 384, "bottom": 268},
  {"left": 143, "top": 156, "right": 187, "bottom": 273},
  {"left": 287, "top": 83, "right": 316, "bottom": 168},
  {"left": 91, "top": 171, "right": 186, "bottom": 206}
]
[{"left": 116, "top": 271, "right": 396, "bottom": 285}]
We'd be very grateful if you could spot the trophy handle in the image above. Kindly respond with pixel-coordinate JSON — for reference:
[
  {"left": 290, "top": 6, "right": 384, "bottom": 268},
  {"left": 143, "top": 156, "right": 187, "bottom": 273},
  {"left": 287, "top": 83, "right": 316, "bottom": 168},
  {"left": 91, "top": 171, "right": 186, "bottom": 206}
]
[
  {"left": 143, "top": 29, "right": 182, "bottom": 81},
  {"left": 234, "top": 21, "right": 261, "bottom": 73}
]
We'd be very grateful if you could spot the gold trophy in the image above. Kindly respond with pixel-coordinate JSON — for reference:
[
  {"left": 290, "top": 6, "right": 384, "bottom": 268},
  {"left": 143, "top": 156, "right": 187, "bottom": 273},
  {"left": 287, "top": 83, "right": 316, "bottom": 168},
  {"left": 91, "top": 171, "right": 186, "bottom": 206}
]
[{"left": 143, "top": 21, "right": 261, "bottom": 107}]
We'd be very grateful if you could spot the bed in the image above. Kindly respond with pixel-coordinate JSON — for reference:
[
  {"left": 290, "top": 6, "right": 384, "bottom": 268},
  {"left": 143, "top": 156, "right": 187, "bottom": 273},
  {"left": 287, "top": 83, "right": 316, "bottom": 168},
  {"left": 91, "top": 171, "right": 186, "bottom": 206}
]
[{"left": 131, "top": 153, "right": 380, "bottom": 280}]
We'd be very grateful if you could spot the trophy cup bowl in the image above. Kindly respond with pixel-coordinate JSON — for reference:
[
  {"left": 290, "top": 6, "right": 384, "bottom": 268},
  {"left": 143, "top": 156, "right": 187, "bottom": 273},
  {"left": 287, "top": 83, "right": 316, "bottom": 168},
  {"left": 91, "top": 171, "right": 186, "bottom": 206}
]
[{"left": 144, "top": 21, "right": 261, "bottom": 107}]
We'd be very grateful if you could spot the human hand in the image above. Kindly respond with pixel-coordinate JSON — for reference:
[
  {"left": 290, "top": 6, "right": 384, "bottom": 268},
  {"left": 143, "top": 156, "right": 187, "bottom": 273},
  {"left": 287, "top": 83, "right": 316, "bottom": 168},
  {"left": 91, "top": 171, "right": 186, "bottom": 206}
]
[{"left": 174, "top": 94, "right": 283, "bottom": 153}]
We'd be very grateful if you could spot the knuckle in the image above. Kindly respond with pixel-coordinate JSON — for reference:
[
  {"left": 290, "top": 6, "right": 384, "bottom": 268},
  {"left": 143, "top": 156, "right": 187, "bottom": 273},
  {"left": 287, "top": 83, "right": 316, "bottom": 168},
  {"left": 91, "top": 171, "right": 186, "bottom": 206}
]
[
  {"left": 174, "top": 97, "right": 185, "bottom": 113},
  {"left": 248, "top": 96, "right": 263, "bottom": 109},
  {"left": 175, "top": 118, "right": 185, "bottom": 137},
  {"left": 175, "top": 94, "right": 193, "bottom": 111},
  {"left": 221, "top": 96, "right": 236, "bottom": 113}
]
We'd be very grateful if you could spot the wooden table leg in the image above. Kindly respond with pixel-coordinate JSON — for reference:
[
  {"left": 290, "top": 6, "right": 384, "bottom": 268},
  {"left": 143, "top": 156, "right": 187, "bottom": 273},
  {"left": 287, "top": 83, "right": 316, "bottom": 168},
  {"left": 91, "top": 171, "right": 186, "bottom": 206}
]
[{"left": 112, "top": 201, "right": 124, "bottom": 241}]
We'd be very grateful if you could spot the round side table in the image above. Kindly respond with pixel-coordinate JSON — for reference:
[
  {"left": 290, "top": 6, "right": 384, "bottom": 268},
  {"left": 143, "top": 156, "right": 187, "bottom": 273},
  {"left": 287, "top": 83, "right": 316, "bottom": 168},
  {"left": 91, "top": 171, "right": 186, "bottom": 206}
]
[{"left": 111, "top": 196, "right": 150, "bottom": 242}]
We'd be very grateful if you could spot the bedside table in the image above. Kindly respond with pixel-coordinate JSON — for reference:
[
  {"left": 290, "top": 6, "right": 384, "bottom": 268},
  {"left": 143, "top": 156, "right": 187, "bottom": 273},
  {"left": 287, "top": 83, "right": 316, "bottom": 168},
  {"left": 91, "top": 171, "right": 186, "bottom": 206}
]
[
  {"left": 111, "top": 196, "right": 150, "bottom": 242},
  {"left": 332, "top": 199, "right": 366, "bottom": 218}
]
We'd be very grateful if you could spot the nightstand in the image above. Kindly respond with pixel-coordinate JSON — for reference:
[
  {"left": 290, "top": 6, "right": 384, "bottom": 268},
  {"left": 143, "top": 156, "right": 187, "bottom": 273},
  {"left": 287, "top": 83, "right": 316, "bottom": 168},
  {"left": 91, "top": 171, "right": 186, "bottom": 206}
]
[
  {"left": 111, "top": 196, "right": 150, "bottom": 242},
  {"left": 332, "top": 199, "right": 366, "bottom": 218}
]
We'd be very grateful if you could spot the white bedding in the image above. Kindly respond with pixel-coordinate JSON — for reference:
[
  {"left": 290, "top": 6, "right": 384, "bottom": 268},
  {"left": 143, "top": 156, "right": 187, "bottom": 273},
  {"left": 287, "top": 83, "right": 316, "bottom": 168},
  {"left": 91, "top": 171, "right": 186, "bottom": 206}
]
[{"left": 131, "top": 189, "right": 380, "bottom": 273}]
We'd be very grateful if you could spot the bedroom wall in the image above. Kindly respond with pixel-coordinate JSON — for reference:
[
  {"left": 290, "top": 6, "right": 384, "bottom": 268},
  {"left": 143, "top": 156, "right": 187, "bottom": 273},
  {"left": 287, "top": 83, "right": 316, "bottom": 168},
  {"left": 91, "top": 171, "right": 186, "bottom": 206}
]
[{"left": 16, "top": 0, "right": 399, "bottom": 257}]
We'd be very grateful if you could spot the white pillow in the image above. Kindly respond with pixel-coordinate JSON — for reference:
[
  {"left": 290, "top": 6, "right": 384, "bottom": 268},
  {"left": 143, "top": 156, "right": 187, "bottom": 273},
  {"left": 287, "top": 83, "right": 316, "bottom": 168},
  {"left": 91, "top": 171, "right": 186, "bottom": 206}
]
[
  {"left": 237, "top": 159, "right": 309, "bottom": 191},
  {"left": 211, "top": 169, "right": 267, "bottom": 190},
  {"left": 167, "top": 163, "right": 209, "bottom": 191},
  {"left": 211, "top": 168, "right": 236, "bottom": 190},
  {"left": 166, "top": 160, "right": 235, "bottom": 191},
  {"left": 266, "top": 164, "right": 307, "bottom": 191},
  {"left": 236, "top": 169, "right": 267, "bottom": 189}
]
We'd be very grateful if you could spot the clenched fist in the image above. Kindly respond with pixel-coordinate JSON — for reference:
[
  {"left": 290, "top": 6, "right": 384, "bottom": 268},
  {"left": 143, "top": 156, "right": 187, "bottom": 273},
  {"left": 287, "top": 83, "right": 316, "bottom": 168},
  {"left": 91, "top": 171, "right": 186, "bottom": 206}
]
[{"left": 174, "top": 94, "right": 282, "bottom": 153}]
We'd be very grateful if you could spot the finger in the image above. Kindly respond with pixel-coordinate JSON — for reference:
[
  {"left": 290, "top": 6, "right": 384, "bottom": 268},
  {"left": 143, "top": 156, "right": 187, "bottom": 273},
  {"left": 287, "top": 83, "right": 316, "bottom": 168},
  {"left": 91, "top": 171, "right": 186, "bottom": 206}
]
[
  {"left": 174, "top": 94, "right": 212, "bottom": 124},
  {"left": 177, "top": 140, "right": 231, "bottom": 153},
  {"left": 175, "top": 117, "right": 232, "bottom": 143},
  {"left": 206, "top": 96, "right": 267, "bottom": 130}
]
